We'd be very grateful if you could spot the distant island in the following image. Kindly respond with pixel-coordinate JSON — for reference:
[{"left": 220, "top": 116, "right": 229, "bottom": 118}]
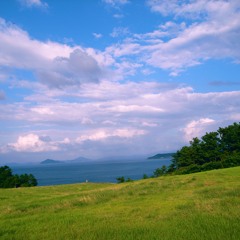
[
  {"left": 148, "top": 153, "right": 174, "bottom": 159},
  {"left": 40, "top": 156, "right": 92, "bottom": 164},
  {"left": 40, "top": 159, "right": 62, "bottom": 164}
]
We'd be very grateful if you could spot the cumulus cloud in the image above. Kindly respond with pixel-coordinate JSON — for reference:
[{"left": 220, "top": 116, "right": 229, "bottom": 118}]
[
  {"left": 38, "top": 49, "right": 103, "bottom": 88},
  {"left": 1, "top": 79, "right": 240, "bottom": 157},
  {"left": 0, "top": 18, "right": 72, "bottom": 67},
  {"left": 3, "top": 134, "right": 70, "bottom": 153},
  {"left": 0, "top": 18, "right": 108, "bottom": 88},
  {"left": 19, "top": 0, "right": 48, "bottom": 8},
  {"left": 183, "top": 118, "right": 215, "bottom": 142}
]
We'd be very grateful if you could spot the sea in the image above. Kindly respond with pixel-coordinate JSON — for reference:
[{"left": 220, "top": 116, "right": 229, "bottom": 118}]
[{"left": 11, "top": 158, "right": 171, "bottom": 186}]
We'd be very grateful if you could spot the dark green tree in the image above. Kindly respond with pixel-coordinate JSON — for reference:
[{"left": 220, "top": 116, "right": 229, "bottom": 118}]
[
  {"left": 0, "top": 166, "right": 38, "bottom": 188},
  {"left": 200, "top": 131, "right": 221, "bottom": 163},
  {"left": 153, "top": 165, "right": 167, "bottom": 177},
  {"left": 169, "top": 122, "right": 240, "bottom": 174},
  {"left": 218, "top": 122, "right": 240, "bottom": 153}
]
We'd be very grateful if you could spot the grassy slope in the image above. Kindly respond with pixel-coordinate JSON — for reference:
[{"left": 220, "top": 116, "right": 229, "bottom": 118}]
[{"left": 0, "top": 167, "right": 239, "bottom": 240}]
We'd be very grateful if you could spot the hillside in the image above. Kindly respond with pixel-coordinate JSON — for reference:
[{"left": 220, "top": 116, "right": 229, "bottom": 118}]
[{"left": 0, "top": 167, "right": 239, "bottom": 240}]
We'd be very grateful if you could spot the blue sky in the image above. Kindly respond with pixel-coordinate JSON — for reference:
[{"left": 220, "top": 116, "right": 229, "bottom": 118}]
[{"left": 0, "top": 0, "right": 240, "bottom": 163}]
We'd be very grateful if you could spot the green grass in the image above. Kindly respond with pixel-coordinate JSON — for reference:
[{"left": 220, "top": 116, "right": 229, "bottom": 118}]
[{"left": 0, "top": 167, "right": 240, "bottom": 240}]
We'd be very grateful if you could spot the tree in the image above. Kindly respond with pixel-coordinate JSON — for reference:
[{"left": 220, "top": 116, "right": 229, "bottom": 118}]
[
  {"left": 0, "top": 165, "right": 38, "bottom": 188},
  {"left": 169, "top": 122, "right": 240, "bottom": 174},
  {"left": 200, "top": 131, "right": 221, "bottom": 163},
  {"left": 218, "top": 122, "right": 240, "bottom": 153},
  {"left": 153, "top": 165, "right": 167, "bottom": 177}
]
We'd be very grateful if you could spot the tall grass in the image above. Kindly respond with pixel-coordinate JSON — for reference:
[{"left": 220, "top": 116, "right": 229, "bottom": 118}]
[{"left": 0, "top": 167, "right": 239, "bottom": 239}]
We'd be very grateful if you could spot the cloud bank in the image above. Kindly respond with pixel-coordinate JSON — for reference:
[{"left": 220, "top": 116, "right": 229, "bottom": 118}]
[{"left": 0, "top": 1, "right": 240, "bottom": 162}]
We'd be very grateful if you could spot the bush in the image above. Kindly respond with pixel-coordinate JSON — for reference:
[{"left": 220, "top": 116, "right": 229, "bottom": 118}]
[{"left": 116, "top": 176, "right": 125, "bottom": 183}]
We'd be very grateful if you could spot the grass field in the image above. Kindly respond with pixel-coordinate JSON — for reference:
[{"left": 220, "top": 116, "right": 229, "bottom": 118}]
[{"left": 0, "top": 167, "right": 240, "bottom": 240}]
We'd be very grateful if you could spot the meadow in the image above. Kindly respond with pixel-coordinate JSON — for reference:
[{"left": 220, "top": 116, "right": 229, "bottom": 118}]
[{"left": 0, "top": 167, "right": 239, "bottom": 240}]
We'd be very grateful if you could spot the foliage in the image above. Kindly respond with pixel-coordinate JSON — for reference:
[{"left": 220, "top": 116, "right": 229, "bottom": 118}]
[
  {"left": 116, "top": 176, "right": 133, "bottom": 183},
  {"left": 0, "top": 166, "right": 37, "bottom": 188},
  {"left": 142, "top": 173, "right": 148, "bottom": 179},
  {"left": 158, "top": 122, "right": 240, "bottom": 176},
  {"left": 0, "top": 167, "right": 239, "bottom": 240},
  {"left": 116, "top": 176, "right": 125, "bottom": 183},
  {"left": 153, "top": 165, "right": 167, "bottom": 177}
]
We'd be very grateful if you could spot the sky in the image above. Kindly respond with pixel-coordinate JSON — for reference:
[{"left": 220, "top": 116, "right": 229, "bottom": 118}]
[{"left": 0, "top": 0, "right": 240, "bottom": 163}]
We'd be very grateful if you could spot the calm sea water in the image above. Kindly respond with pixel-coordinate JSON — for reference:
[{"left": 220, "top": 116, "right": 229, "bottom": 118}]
[{"left": 11, "top": 158, "right": 171, "bottom": 186}]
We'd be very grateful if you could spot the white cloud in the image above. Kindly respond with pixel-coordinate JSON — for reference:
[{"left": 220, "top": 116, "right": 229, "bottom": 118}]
[
  {"left": 183, "top": 118, "right": 215, "bottom": 142},
  {"left": 19, "top": 0, "right": 48, "bottom": 8},
  {"left": 0, "top": 18, "right": 73, "bottom": 67},
  {"left": 103, "top": 0, "right": 129, "bottom": 7},
  {"left": 147, "top": 0, "right": 234, "bottom": 19},
  {"left": 2, "top": 80, "right": 240, "bottom": 135},
  {"left": 4, "top": 134, "right": 65, "bottom": 153},
  {"left": 93, "top": 33, "right": 103, "bottom": 39},
  {"left": 1, "top": 82, "right": 240, "bottom": 156},
  {"left": 3, "top": 81, "right": 240, "bottom": 127},
  {"left": 143, "top": 0, "right": 240, "bottom": 74},
  {"left": 0, "top": 18, "right": 109, "bottom": 88},
  {"left": 38, "top": 49, "right": 103, "bottom": 88},
  {"left": 113, "top": 14, "right": 124, "bottom": 18},
  {"left": 104, "top": 0, "right": 240, "bottom": 75},
  {"left": 110, "top": 27, "right": 130, "bottom": 38},
  {"left": 76, "top": 128, "right": 146, "bottom": 143},
  {"left": 141, "top": 68, "right": 154, "bottom": 75},
  {"left": 1, "top": 2, "right": 240, "bottom": 160}
]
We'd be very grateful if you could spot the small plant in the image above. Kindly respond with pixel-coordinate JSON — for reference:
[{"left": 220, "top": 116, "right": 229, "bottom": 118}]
[
  {"left": 142, "top": 174, "right": 148, "bottom": 179},
  {"left": 126, "top": 177, "right": 133, "bottom": 182},
  {"left": 116, "top": 176, "right": 125, "bottom": 183}
]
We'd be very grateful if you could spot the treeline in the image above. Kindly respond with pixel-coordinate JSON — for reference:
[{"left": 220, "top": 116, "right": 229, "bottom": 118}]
[
  {"left": 154, "top": 122, "right": 240, "bottom": 176},
  {"left": 0, "top": 166, "right": 38, "bottom": 188}
]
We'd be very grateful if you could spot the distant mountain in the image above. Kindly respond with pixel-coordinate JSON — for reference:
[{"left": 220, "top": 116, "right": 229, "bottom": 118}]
[
  {"left": 40, "top": 159, "right": 63, "bottom": 164},
  {"left": 40, "top": 156, "right": 92, "bottom": 164},
  {"left": 148, "top": 153, "right": 174, "bottom": 160}
]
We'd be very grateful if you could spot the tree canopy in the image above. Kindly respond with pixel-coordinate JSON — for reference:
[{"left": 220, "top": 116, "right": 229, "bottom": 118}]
[
  {"left": 0, "top": 166, "right": 38, "bottom": 188},
  {"left": 152, "top": 122, "right": 240, "bottom": 177},
  {"left": 168, "top": 122, "right": 240, "bottom": 174}
]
